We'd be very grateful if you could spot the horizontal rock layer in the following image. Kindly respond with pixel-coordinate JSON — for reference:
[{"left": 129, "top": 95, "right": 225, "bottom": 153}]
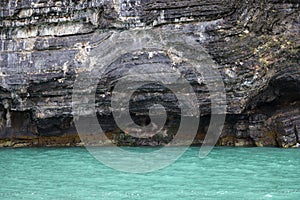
[{"left": 0, "top": 0, "right": 299, "bottom": 147}]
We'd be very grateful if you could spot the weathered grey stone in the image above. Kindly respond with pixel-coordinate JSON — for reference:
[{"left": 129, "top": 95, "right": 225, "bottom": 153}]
[{"left": 0, "top": 0, "right": 299, "bottom": 147}]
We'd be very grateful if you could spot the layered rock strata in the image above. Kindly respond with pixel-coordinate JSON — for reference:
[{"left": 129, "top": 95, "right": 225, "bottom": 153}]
[{"left": 0, "top": 0, "right": 299, "bottom": 147}]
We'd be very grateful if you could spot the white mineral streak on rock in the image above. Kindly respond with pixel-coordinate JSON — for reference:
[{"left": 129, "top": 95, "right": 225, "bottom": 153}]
[
  {"left": 225, "top": 68, "right": 237, "bottom": 78},
  {"left": 75, "top": 42, "right": 91, "bottom": 64},
  {"left": 19, "top": 9, "right": 34, "bottom": 18}
]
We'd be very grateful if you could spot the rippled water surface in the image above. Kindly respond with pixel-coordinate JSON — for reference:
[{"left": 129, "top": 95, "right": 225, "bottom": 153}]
[{"left": 1, "top": 147, "right": 300, "bottom": 199}]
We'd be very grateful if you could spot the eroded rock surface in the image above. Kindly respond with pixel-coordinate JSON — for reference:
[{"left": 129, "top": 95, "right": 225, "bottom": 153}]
[{"left": 0, "top": 0, "right": 299, "bottom": 147}]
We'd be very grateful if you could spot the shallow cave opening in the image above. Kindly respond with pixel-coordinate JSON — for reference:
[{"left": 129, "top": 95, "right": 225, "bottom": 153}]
[{"left": 246, "top": 75, "right": 300, "bottom": 115}]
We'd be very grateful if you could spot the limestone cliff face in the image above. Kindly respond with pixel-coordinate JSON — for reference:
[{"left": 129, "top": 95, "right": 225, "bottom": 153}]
[{"left": 0, "top": 0, "right": 299, "bottom": 147}]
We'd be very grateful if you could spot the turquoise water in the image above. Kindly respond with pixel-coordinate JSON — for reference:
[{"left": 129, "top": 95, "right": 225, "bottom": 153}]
[{"left": 1, "top": 147, "right": 300, "bottom": 199}]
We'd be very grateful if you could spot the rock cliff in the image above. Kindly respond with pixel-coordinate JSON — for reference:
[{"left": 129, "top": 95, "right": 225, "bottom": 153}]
[{"left": 0, "top": 0, "right": 299, "bottom": 147}]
